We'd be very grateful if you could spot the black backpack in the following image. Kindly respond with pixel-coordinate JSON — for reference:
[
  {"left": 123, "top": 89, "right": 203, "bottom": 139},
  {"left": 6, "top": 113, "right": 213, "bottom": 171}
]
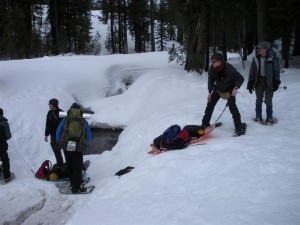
[{"left": 49, "top": 163, "right": 69, "bottom": 180}]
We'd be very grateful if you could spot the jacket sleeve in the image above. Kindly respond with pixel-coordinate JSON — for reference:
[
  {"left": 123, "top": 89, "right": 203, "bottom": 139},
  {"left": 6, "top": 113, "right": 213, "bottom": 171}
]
[
  {"left": 234, "top": 69, "right": 244, "bottom": 88},
  {"left": 207, "top": 66, "right": 215, "bottom": 93},
  {"left": 84, "top": 120, "right": 92, "bottom": 144},
  {"left": 248, "top": 58, "right": 256, "bottom": 81},
  {"left": 45, "top": 111, "right": 50, "bottom": 136},
  {"left": 4, "top": 121, "right": 11, "bottom": 140},
  {"left": 273, "top": 56, "right": 281, "bottom": 81},
  {"left": 56, "top": 119, "right": 65, "bottom": 143}
]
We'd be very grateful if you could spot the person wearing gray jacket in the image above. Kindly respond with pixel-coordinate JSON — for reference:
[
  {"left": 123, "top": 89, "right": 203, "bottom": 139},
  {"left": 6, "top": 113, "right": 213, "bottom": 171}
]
[
  {"left": 0, "top": 108, "right": 13, "bottom": 183},
  {"left": 247, "top": 41, "right": 281, "bottom": 124}
]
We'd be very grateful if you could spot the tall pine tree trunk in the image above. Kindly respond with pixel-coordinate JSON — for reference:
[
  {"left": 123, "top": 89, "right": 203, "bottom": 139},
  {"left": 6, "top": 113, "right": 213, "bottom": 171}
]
[
  {"left": 184, "top": 0, "right": 207, "bottom": 73},
  {"left": 282, "top": 21, "right": 293, "bottom": 68},
  {"left": 117, "top": 0, "right": 123, "bottom": 53},
  {"left": 293, "top": 23, "right": 300, "bottom": 56},
  {"left": 212, "top": 0, "right": 216, "bottom": 53},
  {"left": 150, "top": 0, "right": 155, "bottom": 52},
  {"left": 221, "top": 7, "right": 227, "bottom": 61},
  {"left": 204, "top": 0, "right": 209, "bottom": 72},
  {"left": 109, "top": 0, "right": 116, "bottom": 53},
  {"left": 49, "top": 0, "right": 59, "bottom": 55},
  {"left": 24, "top": 2, "right": 32, "bottom": 58},
  {"left": 123, "top": 0, "right": 128, "bottom": 54},
  {"left": 256, "top": 0, "right": 267, "bottom": 41}
]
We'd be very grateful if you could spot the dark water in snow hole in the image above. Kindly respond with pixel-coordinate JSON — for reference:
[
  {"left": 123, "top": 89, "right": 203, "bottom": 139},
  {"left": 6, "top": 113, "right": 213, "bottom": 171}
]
[{"left": 84, "top": 128, "right": 123, "bottom": 155}]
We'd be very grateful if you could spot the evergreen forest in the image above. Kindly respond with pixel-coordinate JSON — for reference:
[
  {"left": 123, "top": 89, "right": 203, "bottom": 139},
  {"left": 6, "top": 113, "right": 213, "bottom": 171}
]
[{"left": 0, "top": 0, "right": 299, "bottom": 72}]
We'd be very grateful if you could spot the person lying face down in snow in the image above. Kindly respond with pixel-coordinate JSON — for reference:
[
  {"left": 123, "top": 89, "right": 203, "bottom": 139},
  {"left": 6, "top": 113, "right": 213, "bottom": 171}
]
[{"left": 151, "top": 124, "right": 208, "bottom": 151}]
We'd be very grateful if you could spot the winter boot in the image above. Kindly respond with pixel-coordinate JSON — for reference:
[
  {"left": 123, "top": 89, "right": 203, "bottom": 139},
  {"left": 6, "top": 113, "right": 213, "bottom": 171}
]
[
  {"left": 235, "top": 124, "right": 243, "bottom": 136},
  {"left": 265, "top": 118, "right": 274, "bottom": 125},
  {"left": 266, "top": 106, "right": 273, "bottom": 124},
  {"left": 266, "top": 106, "right": 273, "bottom": 119},
  {"left": 72, "top": 184, "right": 87, "bottom": 193},
  {"left": 4, "top": 173, "right": 15, "bottom": 183}
]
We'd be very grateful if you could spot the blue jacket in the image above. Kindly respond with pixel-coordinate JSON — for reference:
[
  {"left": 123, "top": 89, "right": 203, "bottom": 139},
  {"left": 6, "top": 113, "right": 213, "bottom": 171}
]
[{"left": 56, "top": 118, "right": 92, "bottom": 144}]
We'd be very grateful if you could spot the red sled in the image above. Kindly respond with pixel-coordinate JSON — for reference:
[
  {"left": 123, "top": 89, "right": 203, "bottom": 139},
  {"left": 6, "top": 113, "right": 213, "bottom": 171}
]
[{"left": 148, "top": 122, "right": 222, "bottom": 155}]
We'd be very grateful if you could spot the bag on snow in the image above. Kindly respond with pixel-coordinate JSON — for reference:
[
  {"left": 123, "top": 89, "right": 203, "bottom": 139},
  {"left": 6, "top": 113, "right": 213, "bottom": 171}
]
[
  {"left": 49, "top": 163, "right": 69, "bottom": 181},
  {"left": 35, "top": 160, "right": 52, "bottom": 180},
  {"left": 153, "top": 124, "right": 191, "bottom": 150}
]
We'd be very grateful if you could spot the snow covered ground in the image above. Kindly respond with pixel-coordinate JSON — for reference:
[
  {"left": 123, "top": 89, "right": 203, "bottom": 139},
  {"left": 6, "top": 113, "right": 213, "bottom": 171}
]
[{"left": 1, "top": 50, "right": 300, "bottom": 225}]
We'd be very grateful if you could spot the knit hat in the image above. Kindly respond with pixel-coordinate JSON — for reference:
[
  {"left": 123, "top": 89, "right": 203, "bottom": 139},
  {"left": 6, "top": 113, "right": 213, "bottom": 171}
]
[
  {"left": 49, "top": 98, "right": 59, "bottom": 108},
  {"left": 211, "top": 52, "right": 225, "bottom": 63},
  {"left": 211, "top": 53, "right": 225, "bottom": 72},
  {"left": 0, "top": 108, "right": 3, "bottom": 116},
  {"left": 257, "top": 41, "right": 270, "bottom": 49}
]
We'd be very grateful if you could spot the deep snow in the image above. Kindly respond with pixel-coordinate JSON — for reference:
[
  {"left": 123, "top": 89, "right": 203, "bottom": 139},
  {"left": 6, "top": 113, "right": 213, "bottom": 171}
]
[
  {"left": 1, "top": 9, "right": 300, "bottom": 225},
  {"left": 1, "top": 50, "right": 300, "bottom": 225}
]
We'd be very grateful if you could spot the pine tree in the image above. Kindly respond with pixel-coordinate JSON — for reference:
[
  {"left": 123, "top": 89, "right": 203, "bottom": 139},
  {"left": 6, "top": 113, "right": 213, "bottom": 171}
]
[
  {"left": 155, "top": 0, "right": 168, "bottom": 51},
  {"left": 88, "top": 31, "right": 101, "bottom": 55},
  {"left": 184, "top": 0, "right": 208, "bottom": 73},
  {"left": 127, "top": 0, "right": 150, "bottom": 53}
]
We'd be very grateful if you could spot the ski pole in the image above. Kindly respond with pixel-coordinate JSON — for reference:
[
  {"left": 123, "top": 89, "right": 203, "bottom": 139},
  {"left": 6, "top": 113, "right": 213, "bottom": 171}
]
[
  {"left": 212, "top": 102, "right": 228, "bottom": 126},
  {"left": 11, "top": 142, "right": 35, "bottom": 174}
]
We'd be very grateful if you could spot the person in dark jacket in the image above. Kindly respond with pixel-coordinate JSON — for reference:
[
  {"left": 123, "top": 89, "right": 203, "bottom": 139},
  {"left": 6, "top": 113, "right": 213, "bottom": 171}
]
[
  {"left": 45, "top": 98, "right": 65, "bottom": 166},
  {"left": 56, "top": 103, "right": 92, "bottom": 193},
  {"left": 247, "top": 41, "right": 281, "bottom": 124},
  {"left": 201, "top": 53, "right": 245, "bottom": 136},
  {"left": 0, "top": 108, "right": 13, "bottom": 183}
]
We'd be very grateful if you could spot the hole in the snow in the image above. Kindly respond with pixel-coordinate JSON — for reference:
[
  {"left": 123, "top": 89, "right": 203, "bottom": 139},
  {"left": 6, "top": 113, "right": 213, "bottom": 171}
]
[{"left": 84, "top": 128, "right": 123, "bottom": 155}]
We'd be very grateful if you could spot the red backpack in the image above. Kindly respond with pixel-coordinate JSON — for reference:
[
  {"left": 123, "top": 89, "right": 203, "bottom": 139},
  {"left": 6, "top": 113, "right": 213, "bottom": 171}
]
[
  {"left": 160, "top": 128, "right": 191, "bottom": 150},
  {"left": 35, "top": 160, "right": 52, "bottom": 180},
  {"left": 177, "top": 129, "right": 191, "bottom": 142}
]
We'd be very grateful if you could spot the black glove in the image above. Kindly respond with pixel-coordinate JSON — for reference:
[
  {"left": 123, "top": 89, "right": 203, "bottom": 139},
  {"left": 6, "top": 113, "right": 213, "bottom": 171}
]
[
  {"left": 272, "top": 80, "right": 281, "bottom": 92},
  {"left": 115, "top": 166, "right": 134, "bottom": 177},
  {"left": 247, "top": 80, "right": 254, "bottom": 94}
]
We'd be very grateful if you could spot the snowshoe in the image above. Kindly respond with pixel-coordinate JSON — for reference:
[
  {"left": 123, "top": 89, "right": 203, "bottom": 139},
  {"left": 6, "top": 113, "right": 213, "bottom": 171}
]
[
  {"left": 252, "top": 117, "right": 263, "bottom": 123},
  {"left": 59, "top": 185, "right": 95, "bottom": 195},
  {"left": 0, "top": 173, "right": 15, "bottom": 185},
  {"left": 262, "top": 118, "right": 278, "bottom": 125},
  {"left": 55, "top": 176, "right": 90, "bottom": 189}
]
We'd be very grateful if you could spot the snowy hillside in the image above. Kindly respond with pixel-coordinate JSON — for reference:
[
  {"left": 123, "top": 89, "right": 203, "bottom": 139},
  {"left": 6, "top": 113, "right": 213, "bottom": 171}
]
[
  {"left": 1, "top": 10, "right": 300, "bottom": 224},
  {"left": 1, "top": 51, "right": 300, "bottom": 225}
]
